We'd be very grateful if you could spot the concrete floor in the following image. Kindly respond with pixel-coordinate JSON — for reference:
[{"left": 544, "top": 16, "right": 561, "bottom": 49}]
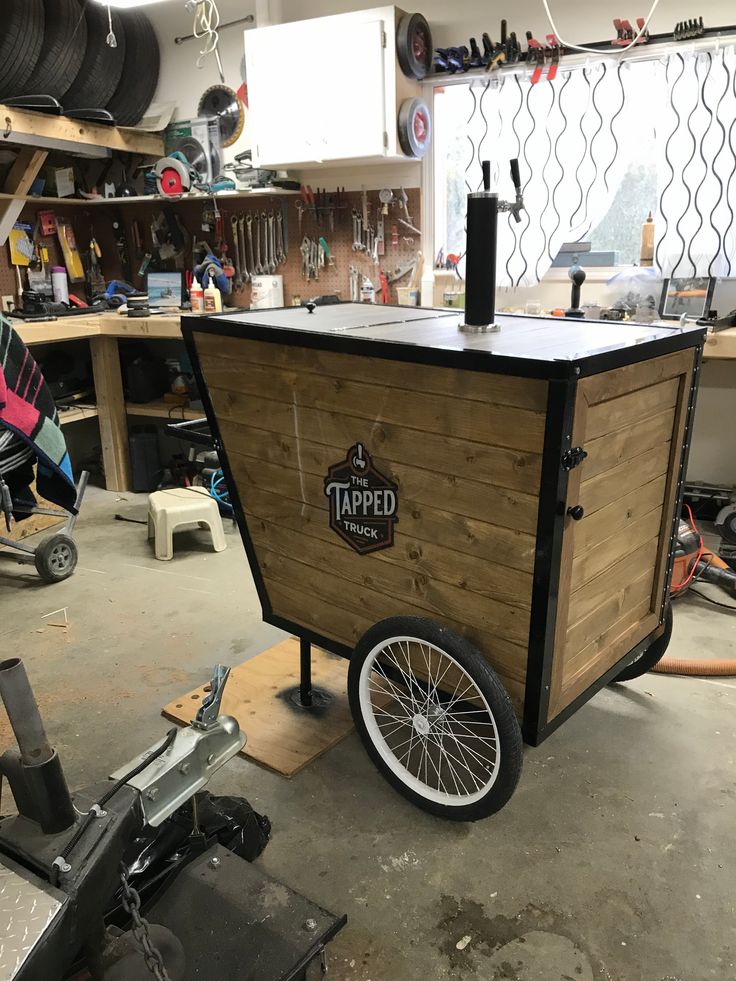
[{"left": 1, "top": 486, "right": 735, "bottom": 981}]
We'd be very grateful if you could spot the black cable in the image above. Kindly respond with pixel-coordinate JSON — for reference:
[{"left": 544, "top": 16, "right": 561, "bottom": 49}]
[
  {"left": 688, "top": 586, "right": 736, "bottom": 611},
  {"left": 59, "top": 728, "right": 178, "bottom": 863}
]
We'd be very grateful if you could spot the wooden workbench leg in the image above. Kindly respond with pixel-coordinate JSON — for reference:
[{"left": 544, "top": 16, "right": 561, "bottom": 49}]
[{"left": 90, "top": 335, "right": 132, "bottom": 492}]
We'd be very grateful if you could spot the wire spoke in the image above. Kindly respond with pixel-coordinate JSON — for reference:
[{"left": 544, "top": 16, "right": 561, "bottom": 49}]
[
  {"left": 440, "top": 725, "right": 497, "bottom": 771},
  {"left": 430, "top": 735, "right": 483, "bottom": 792},
  {"left": 382, "top": 647, "right": 423, "bottom": 711},
  {"left": 364, "top": 635, "right": 501, "bottom": 803},
  {"left": 371, "top": 665, "right": 414, "bottom": 705}
]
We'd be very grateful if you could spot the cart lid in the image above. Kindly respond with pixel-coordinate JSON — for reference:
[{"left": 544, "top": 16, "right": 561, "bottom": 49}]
[{"left": 193, "top": 303, "right": 705, "bottom": 377}]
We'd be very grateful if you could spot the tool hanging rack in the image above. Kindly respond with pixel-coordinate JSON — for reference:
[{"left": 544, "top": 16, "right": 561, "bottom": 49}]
[{"left": 431, "top": 17, "right": 736, "bottom": 84}]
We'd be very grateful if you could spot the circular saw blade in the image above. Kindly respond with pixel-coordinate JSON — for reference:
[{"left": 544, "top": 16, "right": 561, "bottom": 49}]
[
  {"left": 172, "top": 136, "right": 209, "bottom": 183},
  {"left": 198, "top": 84, "right": 245, "bottom": 149}
]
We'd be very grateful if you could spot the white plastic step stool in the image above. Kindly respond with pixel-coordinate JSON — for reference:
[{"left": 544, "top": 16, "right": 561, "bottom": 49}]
[{"left": 147, "top": 486, "right": 226, "bottom": 561}]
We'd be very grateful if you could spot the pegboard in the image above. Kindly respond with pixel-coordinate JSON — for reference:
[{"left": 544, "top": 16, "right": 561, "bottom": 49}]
[
  {"left": 0, "top": 188, "right": 422, "bottom": 310},
  {"left": 224, "top": 187, "right": 422, "bottom": 307}
]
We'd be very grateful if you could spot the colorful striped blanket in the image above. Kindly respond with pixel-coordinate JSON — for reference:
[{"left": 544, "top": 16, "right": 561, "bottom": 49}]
[{"left": 0, "top": 315, "right": 77, "bottom": 512}]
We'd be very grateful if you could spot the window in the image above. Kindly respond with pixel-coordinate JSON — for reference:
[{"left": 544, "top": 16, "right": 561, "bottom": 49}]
[{"left": 432, "top": 60, "right": 661, "bottom": 283}]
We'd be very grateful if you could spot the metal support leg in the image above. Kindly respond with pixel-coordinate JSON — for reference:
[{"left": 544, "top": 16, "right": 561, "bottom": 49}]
[
  {"left": 288, "top": 637, "right": 333, "bottom": 712},
  {"left": 65, "top": 470, "right": 90, "bottom": 535},
  {"left": 299, "top": 637, "right": 313, "bottom": 708}
]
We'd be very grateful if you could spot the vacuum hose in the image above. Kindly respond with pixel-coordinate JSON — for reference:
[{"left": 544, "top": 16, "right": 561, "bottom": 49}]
[{"left": 653, "top": 657, "right": 736, "bottom": 675}]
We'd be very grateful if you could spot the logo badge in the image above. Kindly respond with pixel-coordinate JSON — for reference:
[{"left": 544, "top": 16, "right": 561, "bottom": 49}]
[{"left": 324, "top": 443, "right": 399, "bottom": 554}]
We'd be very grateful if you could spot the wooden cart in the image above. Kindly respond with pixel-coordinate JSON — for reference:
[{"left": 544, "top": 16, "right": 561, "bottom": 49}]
[{"left": 183, "top": 304, "right": 704, "bottom": 821}]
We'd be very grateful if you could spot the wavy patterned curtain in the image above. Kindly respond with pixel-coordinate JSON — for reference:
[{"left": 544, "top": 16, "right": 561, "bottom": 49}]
[
  {"left": 654, "top": 47, "right": 736, "bottom": 279},
  {"left": 461, "top": 62, "right": 638, "bottom": 287}
]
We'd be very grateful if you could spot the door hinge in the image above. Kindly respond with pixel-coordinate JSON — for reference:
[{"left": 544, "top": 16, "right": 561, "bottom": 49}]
[
  {"left": 383, "top": 131, "right": 389, "bottom": 149},
  {"left": 561, "top": 446, "right": 587, "bottom": 471},
  {"left": 382, "top": 30, "right": 387, "bottom": 47}
]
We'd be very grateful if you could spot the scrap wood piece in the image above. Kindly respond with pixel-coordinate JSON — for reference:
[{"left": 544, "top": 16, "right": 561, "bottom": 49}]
[{"left": 162, "top": 637, "right": 356, "bottom": 778}]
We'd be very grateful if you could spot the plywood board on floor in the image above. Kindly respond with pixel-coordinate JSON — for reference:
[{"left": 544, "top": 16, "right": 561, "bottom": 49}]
[{"left": 162, "top": 637, "right": 354, "bottom": 777}]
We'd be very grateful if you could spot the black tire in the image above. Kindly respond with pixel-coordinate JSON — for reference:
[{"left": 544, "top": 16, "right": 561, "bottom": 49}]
[
  {"left": 396, "top": 12, "right": 433, "bottom": 80},
  {"left": 348, "top": 616, "right": 523, "bottom": 821},
  {"left": 34, "top": 533, "right": 78, "bottom": 583},
  {"left": 397, "top": 97, "right": 432, "bottom": 159},
  {"left": 63, "top": 4, "right": 126, "bottom": 111},
  {"left": 611, "top": 603, "right": 673, "bottom": 682},
  {"left": 106, "top": 10, "right": 160, "bottom": 127},
  {"left": 20, "top": 0, "right": 87, "bottom": 100},
  {"left": 0, "top": 0, "right": 45, "bottom": 100}
]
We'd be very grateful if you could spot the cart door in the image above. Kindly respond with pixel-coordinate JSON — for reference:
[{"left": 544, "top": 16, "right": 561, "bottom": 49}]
[{"left": 548, "top": 348, "right": 697, "bottom": 721}]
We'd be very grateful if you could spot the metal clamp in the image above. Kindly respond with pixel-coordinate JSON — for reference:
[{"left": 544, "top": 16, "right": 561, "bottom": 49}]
[
  {"left": 110, "top": 664, "right": 245, "bottom": 828},
  {"left": 194, "top": 664, "right": 230, "bottom": 729}
]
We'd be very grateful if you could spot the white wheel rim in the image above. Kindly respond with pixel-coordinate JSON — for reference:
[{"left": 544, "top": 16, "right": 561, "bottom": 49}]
[{"left": 358, "top": 635, "right": 500, "bottom": 806}]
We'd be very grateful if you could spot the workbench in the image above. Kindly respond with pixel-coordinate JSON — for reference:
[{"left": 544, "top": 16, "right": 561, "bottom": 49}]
[
  {"left": 15, "top": 313, "right": 198, "bottom": 492},
  {"left": 11, "top": 312, "right": 736, "bottom": 495}
]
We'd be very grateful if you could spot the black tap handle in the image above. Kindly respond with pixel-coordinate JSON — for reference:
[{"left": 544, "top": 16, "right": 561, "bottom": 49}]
[
  {"left": 482, "top": 160, "right": 491, "bottom": 192},
  {"left": 510, "top": 158, "right": 521, "bottom": 193}
]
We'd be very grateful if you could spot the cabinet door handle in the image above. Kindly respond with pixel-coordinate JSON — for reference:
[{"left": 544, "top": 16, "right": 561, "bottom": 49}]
[{"left": 567, "top": 505, "right": 585, "bottom": 521}]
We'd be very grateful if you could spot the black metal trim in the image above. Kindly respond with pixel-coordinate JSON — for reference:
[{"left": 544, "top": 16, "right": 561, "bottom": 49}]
[
  {"left": 181, "top": 312, "right": 706, "bottom": 384},
  {"left": 180, "top": 325, "right": 273, "bottom": 619},
  {"left": 266, "top": 612, "right": 354, "bottom": 661},
  {"left": 531, "top": 623, "right": 662, "bottom": 745},
  {"left": 573, "top": 326, "right": 707, "bottom": 378},
  {"left": 660, "top": 342, "right": 704, "bottom": 611},
  {"left": 523, "top": 375, "right": 578, "bottom": 743}
]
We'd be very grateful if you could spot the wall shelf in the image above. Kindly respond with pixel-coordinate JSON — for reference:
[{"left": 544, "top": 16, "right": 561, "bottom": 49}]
[
  {"left": 0, "top": 104, "right": 164, "bottom": 158},
  {"left": 0, "top": 188, "right": 301, "bottom": 208},
  {"left": 58, "top": 405, "right": 98, "bottom": 426},
  {"left": 126, "top": 401, "right": 202, "bottom": 421}
]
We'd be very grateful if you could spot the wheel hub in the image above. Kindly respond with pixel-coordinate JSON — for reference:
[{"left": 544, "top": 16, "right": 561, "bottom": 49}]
[{"left": 412, "top": 714, "right": 431, "bottom": 736}]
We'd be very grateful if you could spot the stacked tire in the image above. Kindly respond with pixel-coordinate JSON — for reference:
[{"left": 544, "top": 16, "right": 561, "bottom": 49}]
[{"left": 0, "top": 1, "right": 160, "bottom": 127}]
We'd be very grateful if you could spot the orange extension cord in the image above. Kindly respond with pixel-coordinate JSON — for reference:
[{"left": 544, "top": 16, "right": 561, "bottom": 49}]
[{"left": 653, "top": 504, "right": 736, "bottom": 676}]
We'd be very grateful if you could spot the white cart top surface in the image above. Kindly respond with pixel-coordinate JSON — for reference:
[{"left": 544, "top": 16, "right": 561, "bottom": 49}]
[{"left": 211, "top": 303, "right": 703, "bottom": 365}]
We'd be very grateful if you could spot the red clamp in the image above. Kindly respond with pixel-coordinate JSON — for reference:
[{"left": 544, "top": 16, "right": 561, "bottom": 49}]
[
  {"left": 526, "top": 31, "right": 545, "bottom": 84},
  {"left": 545, "top": 34, "right": 563, "bottom": 80}
]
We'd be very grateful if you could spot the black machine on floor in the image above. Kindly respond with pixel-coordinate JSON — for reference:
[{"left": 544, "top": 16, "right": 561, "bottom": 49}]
[{"left": 0, "top": 658, "right": 345, "bottom": 980}]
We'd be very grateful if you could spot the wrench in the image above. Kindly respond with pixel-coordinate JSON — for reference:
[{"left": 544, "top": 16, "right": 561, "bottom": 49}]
[
  {"left": 275, "top": 211, "right": 286, "bottom": 264},
  {"left": 260, "top": 211, "right": 269, "bottom": 275},
  {"left": 267, "top": 211, "right": 276, "bottom": 274},
  {"left": 246, "top": 214, "right": 255, "bottom": 279},
  {"left": 352, "top": 210, "right": 363, "bottom": 251},
  {"left": 253, "top": 212, "right": 263, "bottom": 275},
  {"left": 238, "top": 215, "right": 249, "bottom": 284},
  {"left": 231, "top": 215, "right": 243, "bottom": 290}
]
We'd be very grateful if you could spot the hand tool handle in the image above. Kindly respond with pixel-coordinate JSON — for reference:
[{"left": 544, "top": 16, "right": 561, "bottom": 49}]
[
  {"left": 482, "top": 160, "right": 491, "bottom": 192},
  {"left": 510, "top": 158, "right": 521, "bottom": 193}
]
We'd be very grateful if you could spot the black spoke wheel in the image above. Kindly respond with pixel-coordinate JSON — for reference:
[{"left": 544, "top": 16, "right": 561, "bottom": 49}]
[
  {"left": 611, "top": 603, "right": 673, "bottom": 682},
  {"left": 34, "top": 533, "right": 78, "bottom": 583},
  {"left": 348, "top": 616, "right": 523, "bottom": 821}
]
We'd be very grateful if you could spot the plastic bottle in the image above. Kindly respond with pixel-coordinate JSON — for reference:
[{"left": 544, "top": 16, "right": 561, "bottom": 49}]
[
  {"left": 360, "top": 275, "right": 376, "bottom": 304},
  {"left": 203, "top": 285, "right": 222, "bottom": 313},
  {"left": 640, "top": 212, "right": 655, "bottom": 267},
  {"left": 51, "top": 267, "right": 69, "bottom": 304},
  {"left": 190, "top": 282, "right": 205, "bottom": 314}
]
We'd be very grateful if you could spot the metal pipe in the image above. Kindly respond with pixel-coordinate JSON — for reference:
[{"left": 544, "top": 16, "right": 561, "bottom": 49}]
[
  {"left": 299, "top": 638, "right": 313, "bottom": 708},
  {"left": 174, "top": 14, "right": 254, "bottom": 45},
  {"left": 0, "top": 658, "right": 52, "bottom": 765}
]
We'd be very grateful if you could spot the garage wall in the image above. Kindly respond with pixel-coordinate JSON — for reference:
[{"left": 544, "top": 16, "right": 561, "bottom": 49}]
[{"left": 280, "top": 1, "right": 736, "bottom": 49}]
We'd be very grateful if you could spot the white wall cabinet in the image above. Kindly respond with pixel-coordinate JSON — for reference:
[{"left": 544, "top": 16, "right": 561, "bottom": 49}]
[{"left": 245, "top": 6, "right": 420, "bottom": 168}]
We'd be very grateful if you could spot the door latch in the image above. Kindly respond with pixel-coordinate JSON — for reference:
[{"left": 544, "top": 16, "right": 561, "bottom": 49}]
[{"left": 561, "top": 446, "right": 587, "bottom": 471}]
